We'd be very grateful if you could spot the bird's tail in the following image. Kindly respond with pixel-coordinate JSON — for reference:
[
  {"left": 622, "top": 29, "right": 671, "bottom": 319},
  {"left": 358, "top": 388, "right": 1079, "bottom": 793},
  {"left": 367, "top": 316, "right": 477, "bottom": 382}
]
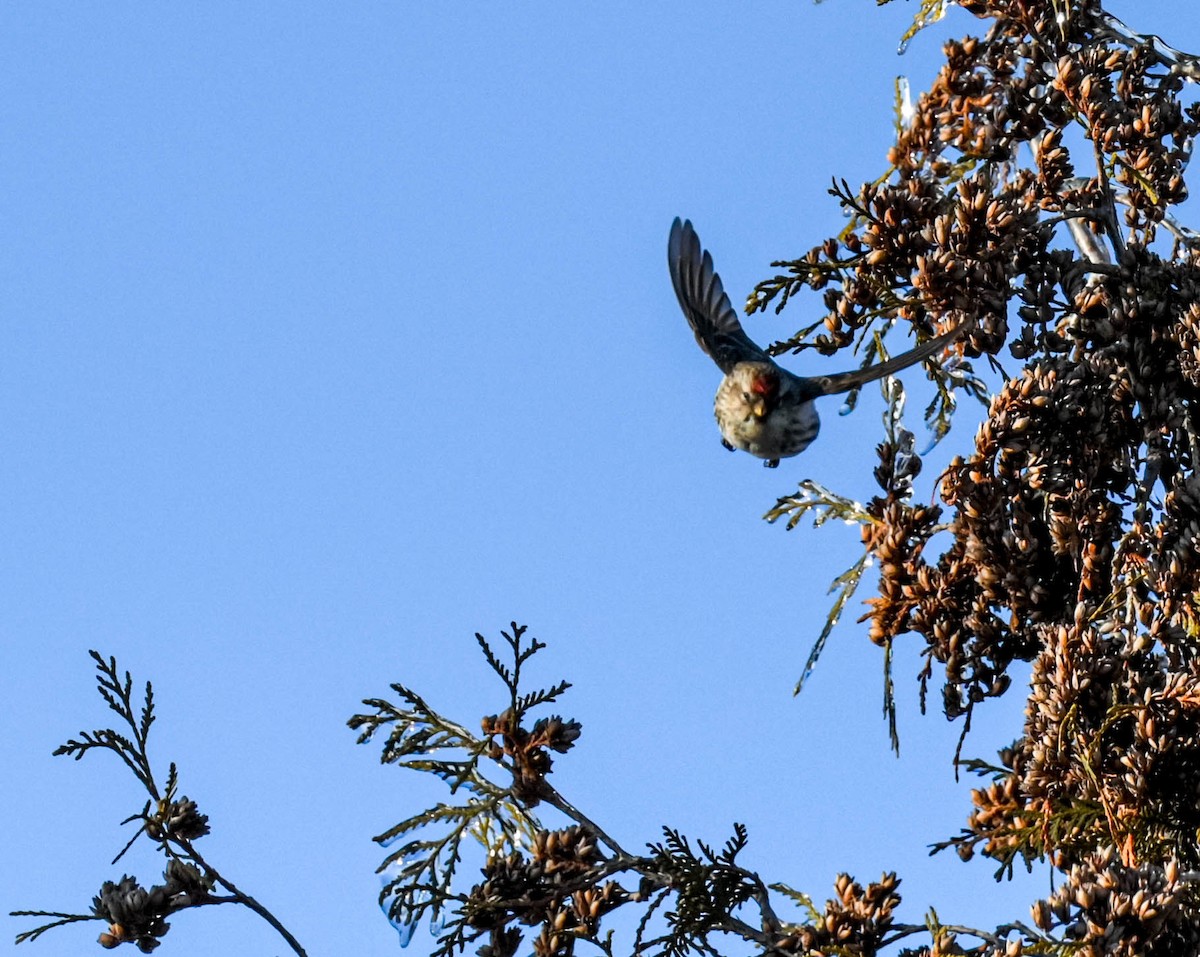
[{"left": 814, "top": 318, "right": 974, "bottom": 396}]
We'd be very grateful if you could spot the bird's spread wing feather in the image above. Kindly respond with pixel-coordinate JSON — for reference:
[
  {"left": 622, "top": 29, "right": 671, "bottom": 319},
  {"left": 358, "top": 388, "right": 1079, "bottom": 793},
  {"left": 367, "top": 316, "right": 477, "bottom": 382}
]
[
  {"left": 809, "top": 320, "right": 970, "bottom": 395},
  {"left": 668, "top": 218, "right": 770, "bottom": 374}
]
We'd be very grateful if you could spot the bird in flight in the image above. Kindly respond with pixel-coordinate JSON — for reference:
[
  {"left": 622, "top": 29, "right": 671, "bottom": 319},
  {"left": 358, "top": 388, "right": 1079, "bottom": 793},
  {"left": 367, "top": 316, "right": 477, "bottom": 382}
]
[{"left": 668, "top": 217, "right": 968, "bottom": 467}]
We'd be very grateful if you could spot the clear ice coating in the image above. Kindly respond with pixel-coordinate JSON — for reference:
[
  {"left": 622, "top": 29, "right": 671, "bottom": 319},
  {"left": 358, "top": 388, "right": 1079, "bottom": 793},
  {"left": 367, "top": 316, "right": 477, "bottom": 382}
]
[
  {"left": 896, "top": 0, "right": 947, "bottom": 54},
  {"left": 897, "top": 76, "right": 915, "bottom": 127},
  {"left": 379, "top": 860, "right": 420, "bottom": 947}
]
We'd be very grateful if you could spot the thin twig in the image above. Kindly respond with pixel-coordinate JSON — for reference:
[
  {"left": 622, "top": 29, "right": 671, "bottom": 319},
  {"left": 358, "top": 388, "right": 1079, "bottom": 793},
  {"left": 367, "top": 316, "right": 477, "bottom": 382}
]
[
  {"left": 540, "top": 785, "right": 632, "bottom": 860},
  {"left": 175, "top": 840, "right": 308, "bottom": 957}
]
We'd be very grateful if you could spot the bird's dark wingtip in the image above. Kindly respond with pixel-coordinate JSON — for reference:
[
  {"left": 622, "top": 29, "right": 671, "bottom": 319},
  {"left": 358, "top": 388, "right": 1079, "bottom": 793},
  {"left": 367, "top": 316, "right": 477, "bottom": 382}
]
[{"left": 668, "top": 217, "right": 693, "bottom": 259}]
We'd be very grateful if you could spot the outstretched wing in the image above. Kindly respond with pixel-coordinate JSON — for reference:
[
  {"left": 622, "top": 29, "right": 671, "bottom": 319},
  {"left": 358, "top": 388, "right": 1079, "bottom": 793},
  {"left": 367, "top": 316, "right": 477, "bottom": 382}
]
[
  {"left": 809, "top": 320, "right": 970, "bottom": 396},
  {"left": 668, "top": 218, "right": 770, "bottom": 374}
]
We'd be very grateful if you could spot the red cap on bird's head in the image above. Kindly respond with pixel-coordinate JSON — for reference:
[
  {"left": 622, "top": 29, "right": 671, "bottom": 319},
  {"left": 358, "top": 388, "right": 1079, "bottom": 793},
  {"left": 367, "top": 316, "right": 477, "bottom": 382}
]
[
  {"left": 750, "top": 370, "right": 779, "bottom": 396},
  {"left": 745, "top": 367, "right": 780, "bottom": 420}
]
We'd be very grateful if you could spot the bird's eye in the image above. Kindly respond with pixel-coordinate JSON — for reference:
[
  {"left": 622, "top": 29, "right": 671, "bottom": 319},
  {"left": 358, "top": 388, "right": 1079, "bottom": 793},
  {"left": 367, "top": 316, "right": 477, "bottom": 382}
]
[{"left": 742, "top": 392, "right": 752, "bottom": 403}]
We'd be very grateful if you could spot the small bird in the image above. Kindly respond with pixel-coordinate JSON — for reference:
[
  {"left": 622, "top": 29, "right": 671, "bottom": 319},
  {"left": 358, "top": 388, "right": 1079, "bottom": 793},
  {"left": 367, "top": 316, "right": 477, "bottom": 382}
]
[{"left": 668, "top": 217, "right": 968, "bottom": 467}]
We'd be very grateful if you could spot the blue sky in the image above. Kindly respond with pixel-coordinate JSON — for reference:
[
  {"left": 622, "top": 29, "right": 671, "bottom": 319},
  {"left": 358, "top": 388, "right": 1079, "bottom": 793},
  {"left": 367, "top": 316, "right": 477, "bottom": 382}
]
[{"left": 4, "top": 3, "right": 1197, "bottom": 956}]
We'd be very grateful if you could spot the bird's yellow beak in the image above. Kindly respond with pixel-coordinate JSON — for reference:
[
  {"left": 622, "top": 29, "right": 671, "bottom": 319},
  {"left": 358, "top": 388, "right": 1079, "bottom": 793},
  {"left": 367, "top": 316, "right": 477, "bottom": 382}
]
[{"left": 751, "top": 399, "right": 768, "bottom": 419}]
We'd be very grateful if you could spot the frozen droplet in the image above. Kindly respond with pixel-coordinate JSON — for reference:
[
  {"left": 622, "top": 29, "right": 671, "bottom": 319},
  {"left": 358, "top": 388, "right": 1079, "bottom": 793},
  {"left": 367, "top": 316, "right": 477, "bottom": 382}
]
[
  {"left": 919, "top": 430, "right": 943, "bottom": 456},
  {"left": 390, "top": 916, "right": 416, "bottom": 948},
  {"left": 380, "top": 892, "right": 422, "bottom": 947}
]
